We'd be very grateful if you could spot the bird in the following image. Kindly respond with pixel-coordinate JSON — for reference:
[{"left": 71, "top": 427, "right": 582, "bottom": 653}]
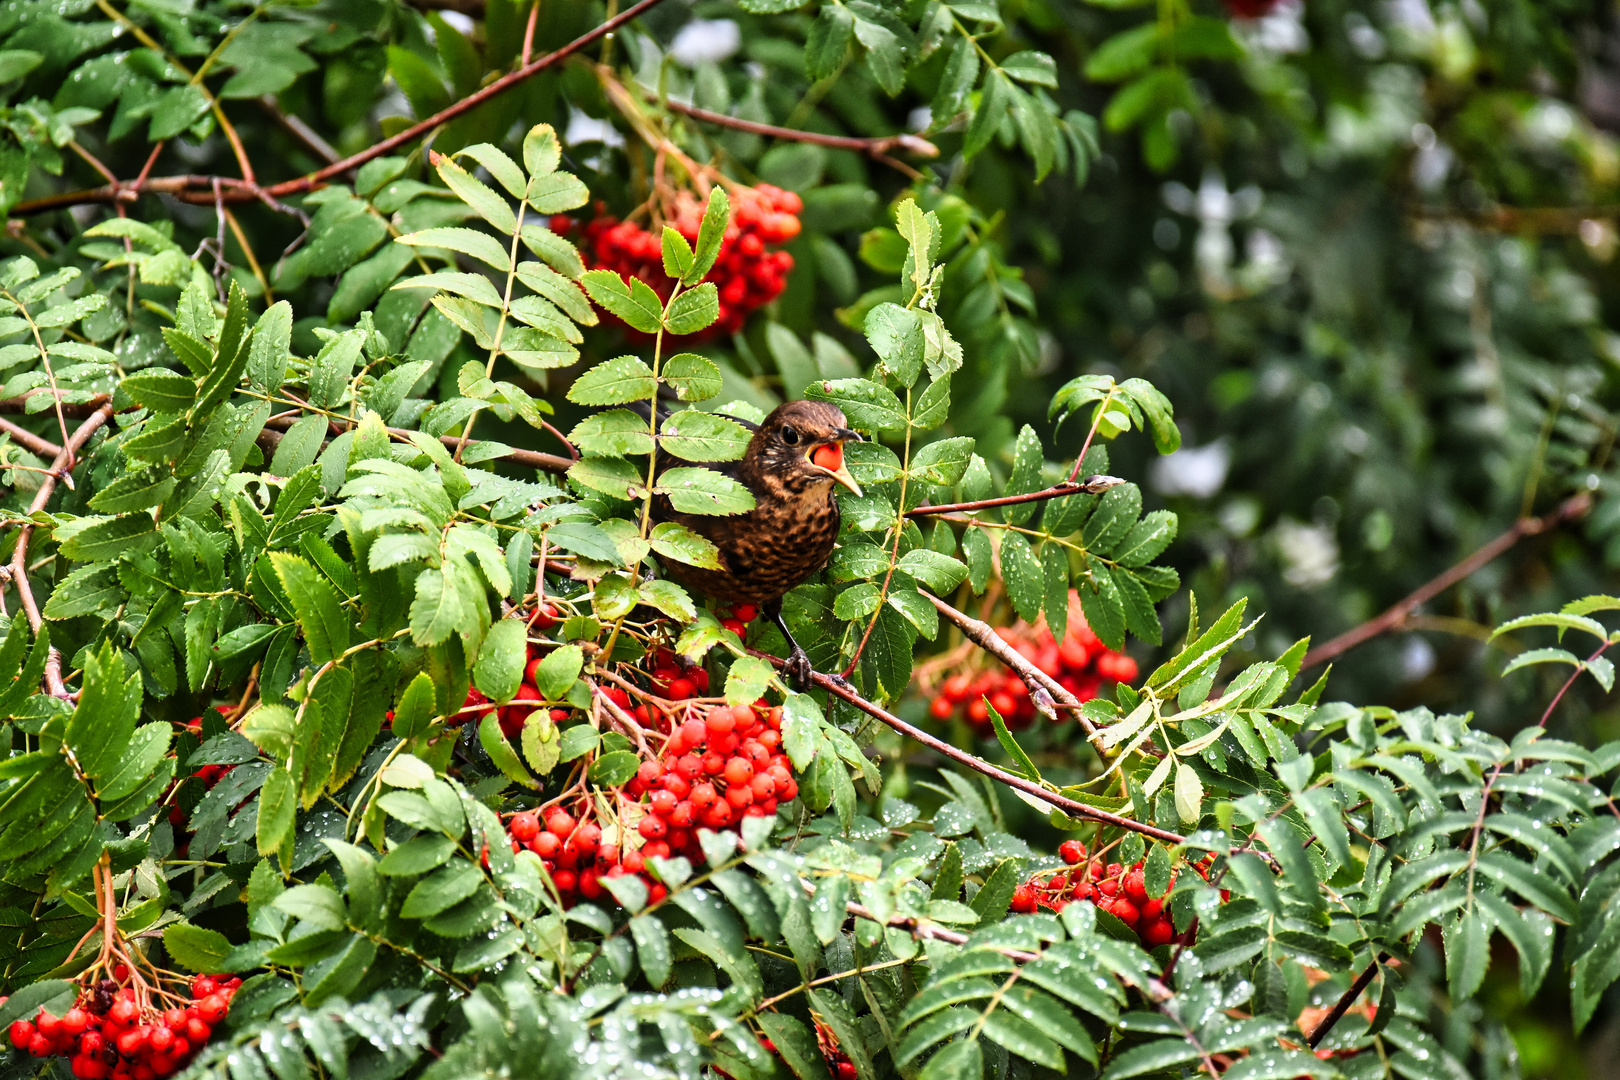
[{"left": 648, "top": 399, "right": 863, "bottom": 687}]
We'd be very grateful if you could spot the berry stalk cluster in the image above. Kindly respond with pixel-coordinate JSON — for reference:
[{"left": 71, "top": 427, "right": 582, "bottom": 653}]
[{"left": 6, "top": 975, "right": 236, "bottom": 1080}]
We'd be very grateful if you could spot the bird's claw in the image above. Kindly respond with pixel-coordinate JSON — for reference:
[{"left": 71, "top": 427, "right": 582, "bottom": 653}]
[{"left": 784, "top": 645, "right": 813, "bottom": 690}]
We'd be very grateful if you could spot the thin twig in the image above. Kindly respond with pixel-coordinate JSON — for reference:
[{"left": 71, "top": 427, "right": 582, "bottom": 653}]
[
  {"left": 907, "top": 475, "right": 1124, "bottom": 518},
  {"left": 11, "top": 0, "right": 676, "bottom": 217},
  {"left": 7, "top": 402, "right": 116, "bottom": 700},
  {"left": 755, "top": 650, "right": 1189, "bottom": 845},
  {"left": 926, "top": 593, "right": 1101, "bottom": 740},
  {"left": 1307, "top": 953, "right": 1386, "bottom": 1048},
  {"left": 1300, "top": 491, "right": 1593, "bottom": 670},
  {"left": 652, "top": 93, "right": 939, "bottom": 162}
]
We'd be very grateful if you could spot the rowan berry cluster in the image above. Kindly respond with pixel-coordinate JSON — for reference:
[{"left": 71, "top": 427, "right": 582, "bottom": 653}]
[
  {"left": 1009, "top": 841, "right": 1191, "bottom": 949},
  {"left": 929, "top": 605, "right": 1139, "bottom": 735},
  {"left": 502, "top": 698, "right": 795, "bottom": 908},
  {"left": 555, "top": 184, "right": 801, "bottom": 338},
  {"left": 6, "top": 976, "right": 236, "bottom": 1079}
]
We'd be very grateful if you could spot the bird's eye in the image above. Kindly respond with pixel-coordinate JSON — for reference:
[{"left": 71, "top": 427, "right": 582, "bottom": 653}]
[{"left": 781, "top": 425, "right": 800, "bottom": 445}]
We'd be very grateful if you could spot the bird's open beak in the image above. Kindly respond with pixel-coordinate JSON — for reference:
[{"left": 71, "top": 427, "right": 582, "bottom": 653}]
[{"left": 808, "top": 441, "right": 863, "bottom": 497}]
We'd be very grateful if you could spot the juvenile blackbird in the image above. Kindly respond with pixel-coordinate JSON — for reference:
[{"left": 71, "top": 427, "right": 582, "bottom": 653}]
[{"left": 650, "top": 400, "right": 863, "bottom": 685}]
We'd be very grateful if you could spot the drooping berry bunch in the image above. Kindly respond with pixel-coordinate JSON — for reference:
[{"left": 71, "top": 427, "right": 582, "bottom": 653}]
[
  {"left": 928, "top": 594, "right": 1139, "bottom": 735},
  {"left": 7, "top": 975, "right": 236, "bottom": 1079},
  {"left": 555, "top": 184, "right": 801, "bottom": 338},
  {"left": 1009, "top": 841, "right": 1216, "bottom": 949}
]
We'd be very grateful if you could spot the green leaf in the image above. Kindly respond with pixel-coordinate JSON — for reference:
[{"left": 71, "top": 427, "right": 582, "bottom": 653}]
[
  {"left": 257, "top": 768, "right": 297, "bottom": 863},
  {"left": 434, "top": 154, "right": 516, "bottom": 234},
  {"left": 474, "top": 618, "right": 528, "bottom": 703},
  {"left": 662, "top": 352, "right": 724, "bottom": 401},
  {"left": 568, "top": 355, "right": 658, "bottom": 405},
  {"left": 396, "top": 227, "right": 513, "bottom": 272},
  {"left": 1002, "top": 50, "right": 1059, "bottom": 87},
  {"left": 910, "top": 436, "right": 975, "bottom": 486},
  {"left": 650, "top": 522, "right": 724, "bottom": 569},
  {"left": 918, "top": 1039, "right": 981, "bottom": 1080},
  {"left": 999, "top": 532, "right": 1043, "bottom": 622},
  {"left": 806, "top": 378, "right": 907, "bottom": 433},
  {"left": 659, "top": 410, "right": 751, "bottom": 461},
  {"left": 656, "top": 467, "right": 757, "bottom": 515},
  {"left": 535, "top": 644, "right": 583, "bottom": 700},
  {"left": 122, "top": 369, "right": 196, "bottom": 412},
  {"left": 665, "top": 283, "right": 720, "bottom": 335},
  {"left": 662, "top": 226, "right": 695, "bottom": 280},
  {"left": 756, "top": 1014, "right": 831, "bottom": 1080},
  {"left": 581, "top": 270, "right": 664, "bottom": 333},
  {"left": 269, "top": 552, "right": 350, "bottom": 665},
  {"left": 971, "top": 859, "right": 1021, "bottom": 925},
  {"left": 688, "top": 187, "right": 731, "bottom": 284},
  {"left": 401, "top": 861, "right": 481, "bottom": 918},
  {"left": 590, "top": 750, "right": 641, "bottom": 787},
  {"left": 164, "top": 923, "right": 235, "bottom": 974},
  {"left": 480, "top": 713, "right": 536, "bottom": 787}
]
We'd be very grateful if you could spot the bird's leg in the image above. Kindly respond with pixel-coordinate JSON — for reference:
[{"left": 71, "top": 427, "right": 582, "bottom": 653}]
[{"left": 765, "top": 599, "right": 813, "bottom": 689}]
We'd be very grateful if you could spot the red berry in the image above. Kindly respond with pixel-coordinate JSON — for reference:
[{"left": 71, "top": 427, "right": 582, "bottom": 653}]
[
  {"left": 1058, "top": 840, "right": 1086, "bottom": 865},
  {"left": 10, "top": 1021, "right": 34, "bottom": 1049},
  {"left": 1010, "top": 885, "right": 1038, "bottom": 913},
  {"left": 510, "top": 811, "right": 540, "bottom": 842},
  {"left": 1142, "top": 918, "right": 1175, "bottom": 947}
]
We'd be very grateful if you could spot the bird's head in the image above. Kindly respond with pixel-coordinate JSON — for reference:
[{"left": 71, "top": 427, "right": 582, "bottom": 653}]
[{"left": 749, "top": 400, "right": 864, "bottom": 497}]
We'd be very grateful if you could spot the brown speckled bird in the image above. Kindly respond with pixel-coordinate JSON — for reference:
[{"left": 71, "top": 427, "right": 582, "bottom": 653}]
[{"left": 651, "top": 400, "right": 863, "bottom": 685}]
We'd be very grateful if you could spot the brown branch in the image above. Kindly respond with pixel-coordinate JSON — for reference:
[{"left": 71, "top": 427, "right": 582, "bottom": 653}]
[
  {"left": 8, "top": 402, "right": 117, "bottom": 700},
  {"left": 0, "top": 416, "right": 62, "bottom": 459},
  {"left": 257, "top": 411, "right": 575, "bottom": 474},
  {"left": 907, "top": 475, "right": 1125, "bottom": 518},
  {"left": 12, "top": 0, "right": 674, "bottom": 218},
  {"left": 655, "top": 94, "right": 939, "bottom": 161},
  {"left": 257, "top": 96, "right": 341, "bottom": 166},
  {"left": 926, "top": 593, "right": 1101, "bottom": 739},
  {"left": 1307, "top": 953, "right": 1386, "bottom": 1049},
  {"left": 754, "top": 650, "right": 1189, "bottom": 845},
  {"left": 0, "top": 394, "right": 110, "bottom": 416},
  {"left": 1300, "top": 491, "right": 1593, "bottom": 671}
]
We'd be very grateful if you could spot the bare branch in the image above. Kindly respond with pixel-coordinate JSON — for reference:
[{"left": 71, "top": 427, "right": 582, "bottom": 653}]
[
  {"left": 1307, "top": 953, "right": 1387, "bottom": 1048},
  {"left": 0, "top": 416, "right": 63, "bottom": 459},
  {"left": 907, "top": 475, "right": 1124, "bottom": 518},
  {"left": 926, "top": 593, "right": 1101, "bottom": 740},
  {"left": 753, "top": 650, "right": 1190, "bottom": 845},
  {"left": 1301, "top": 491, "right": 1592, "bottom": 670},
  {"left": 7, "top": 402, "right": 116, "bottom": 700},
  {"left": 653, "top": 93, "right": 939, "bottom": 162}
]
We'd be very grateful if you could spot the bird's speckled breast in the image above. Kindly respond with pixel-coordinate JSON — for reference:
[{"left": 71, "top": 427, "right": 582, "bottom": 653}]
[{"left": 657, "top": 490, "right": 842, "bottom": 604}]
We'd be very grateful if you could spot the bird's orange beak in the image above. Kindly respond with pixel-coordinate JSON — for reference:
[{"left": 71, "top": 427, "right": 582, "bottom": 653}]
[{"left": 809, "top": 441, "right": 862, "bottom": 496}]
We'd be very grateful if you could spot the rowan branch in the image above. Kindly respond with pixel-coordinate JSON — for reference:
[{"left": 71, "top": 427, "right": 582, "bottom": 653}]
[
  {"left": 753, "top": 650, "right": 1189, "bottom": 845},
  {"left": 907, "top": 474, "right": 1125, "bottom": 517},
  {"left": 11, "top": 0, "right": 675, "bottom": 217},
  {"left": 257, "top": 412, "right": 575, "bottom": 475},
  {"left": 651, "top": 92, "right": 939, "bottom": 162},
  {"left": 8, "top": 402, "right": 116, "bottom": 700},
  {"left": 1307, "top": 952, "right": 1387, "bottom": 1048},
  {"left": 1300, "top": 491, "right": 1592, "bottom": 670},
  {"left": 0, "top": 416, "right": 62, "bottom": 459},
  {"left": 925, "top": 592, "right": 1101, "bottom": 739}
]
